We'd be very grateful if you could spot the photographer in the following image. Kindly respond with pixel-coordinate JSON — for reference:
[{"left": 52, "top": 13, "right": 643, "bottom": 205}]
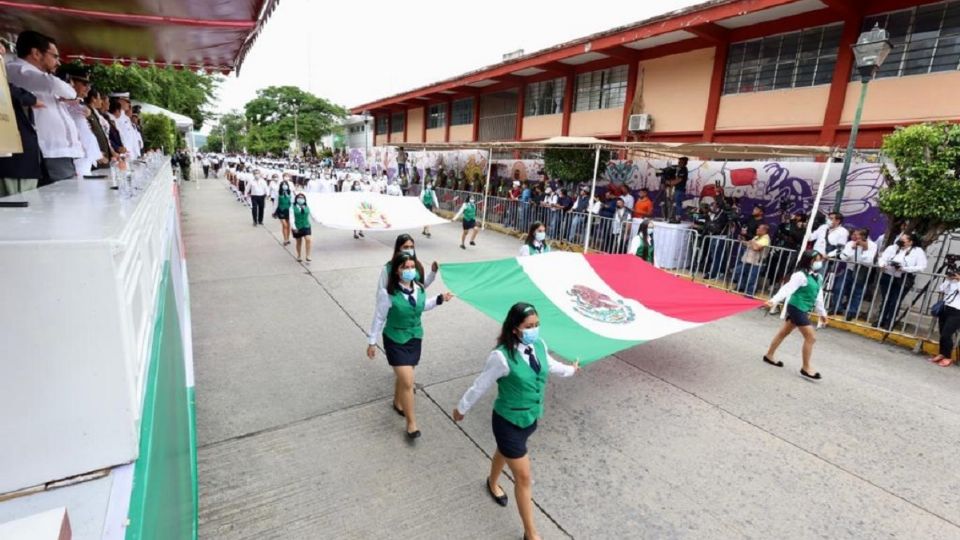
[
  {"left": 703, "top": 198, "right": 733, "bottom": 280},
  {"left": 875, "top": 233, "right": 928, "bottom": 330},
  {"left": 830, "top": 228, "right": 877, "bottom": 320},
  {"left": 931, "top": 268, "right": 960, "bottom": 367},
  {"left": 812, "top": 212, "right": 849, "bottom": 258},
  {"left": 771, "top": 212, "right": 807, "bottom": 283}
]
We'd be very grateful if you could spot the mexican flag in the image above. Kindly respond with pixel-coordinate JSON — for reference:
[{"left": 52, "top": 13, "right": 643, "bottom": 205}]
[{"left": 441, "top": 252, "right": 761, "bottom": 363}]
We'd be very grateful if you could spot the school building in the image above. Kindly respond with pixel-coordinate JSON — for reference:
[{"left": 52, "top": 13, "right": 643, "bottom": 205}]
[{"left": 351, "top": 0, "right": 960, "bottom": 150}]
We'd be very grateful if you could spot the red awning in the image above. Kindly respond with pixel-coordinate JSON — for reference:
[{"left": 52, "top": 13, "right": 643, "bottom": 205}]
[{"left": 0, "top": 0, "right": 279, "bottom": 73}]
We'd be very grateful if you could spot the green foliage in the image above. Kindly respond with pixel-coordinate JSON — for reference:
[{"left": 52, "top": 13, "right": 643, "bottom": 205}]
[
  {"left": 206, "top": 112, "right": 246, "bottom": 153},
  {"left": 878, "top": 122, "right": 960, "bottom": 247},
  {"left": 543, "top": 148, "right": 611, "bottom": 182},
  {"left": 139, "top": 113, "right": 177, "bottom": 153},
  {"left": 244, "top": 86, "right": 348, "bottom": 155},
  {"left": 87, "top": 63, "right": 219, "bottom": 126}
]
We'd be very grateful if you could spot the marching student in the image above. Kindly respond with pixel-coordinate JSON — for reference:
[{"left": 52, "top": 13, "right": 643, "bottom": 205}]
[
  {"left": 377, "top": 234, "right": 438, "bottom": 293},
  {"left": 453, "top": 195, "right": 480, "bottom": 250},
  {"left": 367, "top": 252, "right": 454, "bottom": 439},
  {"left": 273, "top": 180, "right": 293, "bottom": 246},
  {"left": 763, "top": 250, "right": 828, "bottom": 380},
  {"left": 452, "top": 303, "right": 578, "bottom": 540},
  {"left": 628, "top": 219, "right": 655, "bottom": 264},
  {"left": 420, "top": 182, "right": 437, "bottom": 238},
  {"left": 518, "top": 221, "right": 551, "bottom": 257},
  {"left": 351, "top": 179, "right": 366, "bottom": 240},
  {"left": 244, "top": 170, "right": 269, "bottom": 226},
  {"left": 290, "top": 192, "right": 313, "bottom": 262}
]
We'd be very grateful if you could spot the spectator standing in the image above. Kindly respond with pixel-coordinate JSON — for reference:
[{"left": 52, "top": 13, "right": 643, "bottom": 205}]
[
  {"left": 812, "top": 212, "right": 850, "bottom": 258},
  {"left": 6, "top": 31, "right": 82, "bottom": 185},
  {"left": 632, "top": 188, "right": 653, "bottom": 219},
  {"left": 566, "top": 187, "right": 591, "bottom": 244},
  {"left": 396, "top": 146, "right": 408, "bottom": 178},
  {"left": 0, "top": 41, "right": 43, "bottom": 196},
  {"left": 931, "top": 270, "right": 960, "bottom": 367},
  {"left": 84, "top": 89, "right": 112, "bottom": 165},
  {"left": 736, "top": 224, "right": 770, "bottom": 296},
  {"left": 610, "top": 198, "right": 631, "bottom": 253},
  {"left": 830, "top": 228, "right": 877, "bottom": 319},
  {"left": 58, "top": 66, "right": 102, "bottom": 177},
  {"left": 876, "top": 233, "right": 928, "bottom": 330}
]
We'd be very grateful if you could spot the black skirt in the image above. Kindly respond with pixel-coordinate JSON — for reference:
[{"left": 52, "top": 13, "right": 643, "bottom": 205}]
[
  {"left": 383, "top": 335, "right": 422, "bottom": 367},
  {"left": 292, "top": 227, "right": 311, "bottom": 238},
  {"left": 276, "top": 208, "right": 290, "bottom": 219},
  {"left": 462, "top": 219, "right": 476, "bottom": 230},
  {"left": 786, "top": 304, "right": 812, "bottom": 327},
  {"left": 492, "top": 411, "right": 537, "bottom": 459}
]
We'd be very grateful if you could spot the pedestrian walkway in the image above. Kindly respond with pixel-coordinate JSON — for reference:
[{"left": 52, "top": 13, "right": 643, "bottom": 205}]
[{"left": 183, "top": 178, "right": 960, "bottom": 539}]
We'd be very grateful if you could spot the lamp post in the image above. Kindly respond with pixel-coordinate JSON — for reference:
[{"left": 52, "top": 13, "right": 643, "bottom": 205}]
[{"left": 833, "top": 23, "right": 893, "bottom": 213}]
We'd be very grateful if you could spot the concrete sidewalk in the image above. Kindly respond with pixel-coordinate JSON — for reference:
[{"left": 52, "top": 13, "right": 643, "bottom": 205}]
[{"left": 183, "top": 179, "right": 960, "bottom": 539}]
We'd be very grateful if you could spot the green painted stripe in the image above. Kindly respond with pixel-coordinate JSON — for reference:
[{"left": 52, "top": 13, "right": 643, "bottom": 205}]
[
  {"left": 441, "top": 258, "right": 639, "bottom": 363},
  {"left": 126, "top": 261, "right": 196, "bottom": 540}
]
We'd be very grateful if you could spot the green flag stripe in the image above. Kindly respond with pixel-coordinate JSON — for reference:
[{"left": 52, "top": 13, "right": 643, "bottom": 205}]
[{"left": 441, "top": 258, "right": 642, "bottom": 363}]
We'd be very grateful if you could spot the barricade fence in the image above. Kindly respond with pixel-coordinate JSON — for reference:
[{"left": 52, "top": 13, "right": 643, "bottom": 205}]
[{"left": 434, "top": 186, "right": 953, "bottom": 347}]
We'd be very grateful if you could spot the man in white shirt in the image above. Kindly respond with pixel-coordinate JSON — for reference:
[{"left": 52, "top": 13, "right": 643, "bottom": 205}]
[
  {"left": 831, "top": 228, "right": 877, "bottom": 319},
  {"left": 386, "top": 180, "right": 402, "bottom": 196},
  {"left": 58, "top": 66, "right": 104, "bottom": 178},
  {"left": 6, "top": 31, "right": 83, "bottom": 183},
  {"left": 245, "top": 170, "right": 269, "bottom": 225},
  {"left": 109, "top": 93, "right": 142, "bottom": 160},
  {"left": 875, "top": 232, "right": 928, "bottom": 329},
  {"left": 812, "top": 212, "right": 850, "bottom": 258}
]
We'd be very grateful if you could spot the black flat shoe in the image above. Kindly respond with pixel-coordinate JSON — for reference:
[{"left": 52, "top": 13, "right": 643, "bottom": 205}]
[
  {"left": 762, "top": 355, "right": 783, "bottom": 367},
  {"left": 460, "top": 245, "right": 466, "bottom": 250},
  {"left": 486, "top": 479, "right": 508, "bottom": 507},
  {"left": 469, "top": 241, "right": 476, "bottom": 246},
  {"left": 406, "top": 430, "right": 421, "bottom": 439},
  {"left": 800, "top": 369, "right": 822, "bottom": 380},
  {"left": 392, "top": 403, "right": 405, "bottom": 417}
]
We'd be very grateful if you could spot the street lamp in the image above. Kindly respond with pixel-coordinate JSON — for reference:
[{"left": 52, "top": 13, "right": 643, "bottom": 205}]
[{"left": 833, "top": 23, "right": 893, "bottom": 212}]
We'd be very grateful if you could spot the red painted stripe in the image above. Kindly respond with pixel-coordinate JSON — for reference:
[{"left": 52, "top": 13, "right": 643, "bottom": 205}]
[{"left": 585, "top": 254, "right": 762, "bottom": 323}]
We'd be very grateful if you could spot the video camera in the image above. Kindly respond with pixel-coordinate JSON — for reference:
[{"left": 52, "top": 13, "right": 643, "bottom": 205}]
[{"left": 945, "top": 254, "right": 960, "bottom": 276}]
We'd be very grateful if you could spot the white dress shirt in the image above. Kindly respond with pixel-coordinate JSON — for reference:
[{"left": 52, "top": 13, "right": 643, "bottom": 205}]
[
  {"left": 386, "top": 183, "right": 402, "bottom": 196},
  {"left": 368, "top": 283, "right": 441, "bottom": 345},
  {"left": 457, "top": 342, "right": 576, "bottom": 414},
  {"left": 245, "top": 177, "right": 269, "bottom": 197},
  {"left": 518, "top": 241, "right": 548, "bottom": 257},
  {"left": 877, "top": 245, "right": 928, "bottom": 277},
  {"left": 939, "top": 280, "right": 960, "bottom": 310},
  {"left": 770, "top": 271, "right": 828, "bottom": 317},
  {"left": 5, "top": 57, "right": 82, "bottom": 159},
  {"left": 812, "top": 224, "right": 850, "bottom": 257},
  {"left": 840, "top": 239, "right": 877, "bottom": 265},
  {"left": 69, "top": 103, "right": 102, "bottom": 176}
]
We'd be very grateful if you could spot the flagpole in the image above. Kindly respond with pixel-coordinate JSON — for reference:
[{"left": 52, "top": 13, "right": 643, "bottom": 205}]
[
  {"left": 583, "top": 146, "right": 601, "bottom": 253},
  {"left": 481, "top": 148, "right": 492, "bottom": 230}
]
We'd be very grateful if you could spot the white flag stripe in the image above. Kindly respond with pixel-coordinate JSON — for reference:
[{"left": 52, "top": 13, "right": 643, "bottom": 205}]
[
  {"left": 305, "top": 192, "right": 449, "bottom": 231},
  {"left": 516, "top": 252, "right": 700, "bottom": 341}
]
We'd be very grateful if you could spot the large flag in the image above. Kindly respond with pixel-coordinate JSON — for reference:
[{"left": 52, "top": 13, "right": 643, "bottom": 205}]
[
  {"left": 441, "top": 252, "right": 762, "bottom": 363},
  {"left": 305, "top": 192, "right": 448, "bottom": 231}
]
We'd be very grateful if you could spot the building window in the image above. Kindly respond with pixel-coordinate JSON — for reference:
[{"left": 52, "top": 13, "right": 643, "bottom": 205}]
[
  {"left": 390, "top": 112, "right": 404, "bottom": 133},
  {"left": 573, "top": 65, "right": 628, "bottom": 112},
  {"left": 524, "top": 77, "right": 565, "bottom": 116},
  {"left": 859, "top": 2, "right": 960, "bottom": 79},
  {"left": 451, "top": 98, "right": 474, "bottom": 125},
  {"left": 375, "top": 116, "right": 388, "bottom": 135},
  {"left": 723, "top": 23, "right": 842, "bottom": 94},
  {"left": 428, "top": 104, "right": 446, "bottom": 129}
]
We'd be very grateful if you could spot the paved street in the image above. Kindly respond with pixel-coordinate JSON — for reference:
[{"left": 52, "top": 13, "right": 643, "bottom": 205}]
[{"left": 184, "top": 179, "right": 960, "bottom": 539}]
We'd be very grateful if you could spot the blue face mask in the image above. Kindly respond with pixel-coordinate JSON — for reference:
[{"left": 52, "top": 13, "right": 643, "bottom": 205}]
[
  {"left": 534, "top": 231, "right": 546, "bottom": 242},
  {"left": 401, "top": 268, "right": 418, "bottom": 282},
  {"left": 401, "top": 248, "right": 415, "bottom": 257},
  {"left": 520, "top": 326, "right": 539, "bottom": 345},
  {"left": 811, "top": 261, "right": 824, "bottom": 272}
]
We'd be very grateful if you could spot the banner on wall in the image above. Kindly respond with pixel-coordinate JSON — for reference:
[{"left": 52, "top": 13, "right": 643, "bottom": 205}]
[
  {"left": 0, "top": 63, "right": 23, "bottom": 155},
  {"left": 306, "top": 192, "right": 449, "bottom": 231}
]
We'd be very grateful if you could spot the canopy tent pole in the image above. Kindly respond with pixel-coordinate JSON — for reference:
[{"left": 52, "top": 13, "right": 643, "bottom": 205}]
[
  {"left": 481, "top": 149, "right": 493, "bottom": 230},
  {"left": 583, "top": 146, "right": 602, "bottom": 253},
  {"left": 798, "top": 158, "right": 835, "bottom": 253}
]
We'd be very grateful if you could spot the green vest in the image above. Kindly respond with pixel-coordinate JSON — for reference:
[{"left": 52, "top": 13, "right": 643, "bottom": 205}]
[
  {"left": 635, "top": 238, "right": 654, "bottom": 263},
  {"left": 383, "top": 286, "right": 426, "bottom": 344},
  {"left": 527, "top": 243, "right": 551, "bottom": 256},
  {"left": 293, "top": 204, "right": 311, "bottom": 229},
  {"left": 788, "top": 272, "right": 821, "bottom": 312},
  {"left": 277, "top": 193, "right": 292, "bottom": 211},
  {"left": 422, "top": 190, "right": 435, "bottom": 206},
  {"left": 463, "top": 203, "right": 477, "bottom": 221},
  {"left": 493, "top": 340, "right": 549, "bottom": 428}
]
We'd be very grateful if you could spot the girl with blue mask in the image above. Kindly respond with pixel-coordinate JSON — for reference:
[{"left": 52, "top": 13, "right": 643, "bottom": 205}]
[
  {"left": 453, "top": 196, "right": 480, "bottom": 250},
  {"left": 519, "top": 221, "right": 551, "bottom": 257},
  {"left": 273, "top": 180, "right": 293, "bottom": 246},
  {"left": 763, "top": 250, "right": 828, "bottom": 380},
  {"left": 367, "top": 253, "right": 454, "bottom": 440},
  {"left": 377, "top": 234, "right": 439, "bottom": 295},
  {"left": 452, "top": 302, "right": 579, "bottom": 540}
]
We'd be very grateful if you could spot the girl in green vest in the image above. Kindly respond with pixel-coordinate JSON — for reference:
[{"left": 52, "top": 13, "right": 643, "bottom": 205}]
[
  {"left": 273, "top": 180, "right": 293, "bottom": 246},
  {"left": 518, "top": 221, "right": 551, "bottom": 257},
  {"left": 290, "top": 193, "right": 312, "bottom": 263},
  {"left": 377, "top": 234, "right": 439, "bottom": 293},
  {"left": 764, "top": 250, "right": 828, "bottom": 379},
  {"left": 420, "top": 183, "right": 437, "bottom": 238},
  {"left": 452, "top": 303, "right": 579, "bottom": 540},
  {"left": 453, "top": 196, "right": 480, "bottom": 250},
  {"left": 628, "top": 219, "right": 655, "bottom": 264},
  {"left": 367, "top": 252, "right": 454, "bottom": 439}
]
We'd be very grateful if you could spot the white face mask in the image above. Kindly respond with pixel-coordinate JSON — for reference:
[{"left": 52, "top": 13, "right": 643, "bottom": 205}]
[
  {"left": 534, "top": 231, "right": 546, "bottom": 242},
  {"left": 811, "top": 261, "right": 824, "bottom": 271}
]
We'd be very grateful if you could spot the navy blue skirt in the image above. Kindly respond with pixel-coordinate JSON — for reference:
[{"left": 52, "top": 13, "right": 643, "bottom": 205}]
[
  {"left": 383, "top": 335, "right": 422, "bottom": 367},
  {"left": 492, "top": 411, "right": 537, "bottom": 459},
  {"left": 463, "top": 219, "right": 476, "bottom": 230},
  {"left": 786, "top": 304, "right": 812, "bottom": 327}
]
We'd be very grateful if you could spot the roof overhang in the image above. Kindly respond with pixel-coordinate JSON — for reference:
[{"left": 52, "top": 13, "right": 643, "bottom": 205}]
[{"left": 0, "top": 0, "right": 280, "bottom": 74}]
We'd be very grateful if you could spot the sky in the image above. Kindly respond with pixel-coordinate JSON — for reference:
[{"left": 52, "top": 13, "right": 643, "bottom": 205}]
[{"left": 213, "top": 0, "right": 706, "bottom": 118}]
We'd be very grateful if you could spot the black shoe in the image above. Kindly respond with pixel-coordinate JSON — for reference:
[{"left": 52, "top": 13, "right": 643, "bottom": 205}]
[
  {"left": 762, "top": 355, "right": 783, "bottom": 368},
  {"left": 469, "top": 241, "right": 476, "bottom": 246},
  {"left": 358, "top": 231, "right": 365, "bottom": 238},
  {"left": 486, "top": 479, "right": 508, "bottom": 507},
  {"left": 406, "top": 430, "right": 421, "bottom": 439},
  {"left": 392, "top": 403, "right": 405, "bottom": 417},
  {"left": 353, "top": 233, "right": 359, "bottom": 239},
  {"left": 800, "top": 369, "right": 822, "bottom": 380},
  {"left": 460, "top": 244, "right": 466, "bottom": 250}
]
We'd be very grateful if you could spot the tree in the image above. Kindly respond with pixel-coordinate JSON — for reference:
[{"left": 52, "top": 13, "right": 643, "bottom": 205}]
[
  {"left": 244, "top": 86, "right": 347, "bottom": 156},
  {"left": 543, "top": 147, "right": 611, "bottom": 183},
  {"left": 88, "top": 63, "right": 219, "bottom": 126},
  {"left": 139, "top": 113, "right": 177, "bottom": 153},
  {"left": 206, "top": 112, "right": 246, "bottom": 153},
  {"left": 878, "top": 122, "right": 960, "bottom": 248}
]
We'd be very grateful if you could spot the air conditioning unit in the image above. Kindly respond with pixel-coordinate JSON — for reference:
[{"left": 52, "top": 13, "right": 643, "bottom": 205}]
[{"left": 628, "top": 114, "right": 653, "bottom": 132}]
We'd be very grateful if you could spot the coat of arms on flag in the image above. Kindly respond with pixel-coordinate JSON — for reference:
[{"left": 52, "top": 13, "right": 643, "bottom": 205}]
[
  {"left": 356, "top": 201, "right": 391, "bottom": 229},
  {"left": 567, "top": 285, "right": 635, "bottom": 324}
]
